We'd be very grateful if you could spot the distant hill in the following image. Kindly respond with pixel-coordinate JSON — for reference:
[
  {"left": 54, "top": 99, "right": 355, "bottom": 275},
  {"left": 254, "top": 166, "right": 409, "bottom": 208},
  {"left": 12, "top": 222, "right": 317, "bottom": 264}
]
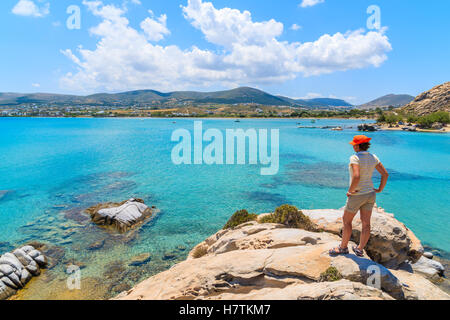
[
  {"left": 277, "top": 96, "right": 352, "bottom": 108},
  {"left": 358, "top": 94, "right": 415, "bottom": 109},
  {"left": 401, "top": 82, "right": 450, "bottom": 116},
  {"left": 0, "top": 87, "right": 352, "bottom": 108}
]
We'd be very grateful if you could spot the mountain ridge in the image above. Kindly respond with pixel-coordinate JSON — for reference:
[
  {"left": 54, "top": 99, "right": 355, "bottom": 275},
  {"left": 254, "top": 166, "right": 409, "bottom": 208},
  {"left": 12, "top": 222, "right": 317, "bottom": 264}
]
[
  {"left": 358, "top": 94, "right": 415, "bottom": 109},
  {"left": 0, "top": 87, "right": 353, "bottom": 108}
]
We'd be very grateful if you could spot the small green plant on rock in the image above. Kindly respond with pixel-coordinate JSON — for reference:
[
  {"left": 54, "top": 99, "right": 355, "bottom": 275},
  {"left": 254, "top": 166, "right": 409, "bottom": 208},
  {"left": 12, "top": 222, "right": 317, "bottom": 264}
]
[
  {"left": 319, "top": 267, "right": 343, "bottom": 282},
  {"left": 259, "top": 204, "right": 317, "bottom": 231},
  {"left": 223, "top": 209, "right": 258, "bottom": 229}
]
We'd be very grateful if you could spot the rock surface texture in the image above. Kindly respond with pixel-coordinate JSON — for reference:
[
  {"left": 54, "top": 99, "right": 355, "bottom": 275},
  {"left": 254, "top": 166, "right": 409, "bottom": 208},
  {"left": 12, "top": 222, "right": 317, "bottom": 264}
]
[
  {"left": 0, "top": 245, "right": 47, "bottom": 300},
  {"left": 116, "top": 207, "right": 449, "bottom": 301},
  {"left": 401, "top": 82, "right": 450, "bottom": 116},
  {"left": 85, "top": 198, "right": 156, "bottom": 233}
]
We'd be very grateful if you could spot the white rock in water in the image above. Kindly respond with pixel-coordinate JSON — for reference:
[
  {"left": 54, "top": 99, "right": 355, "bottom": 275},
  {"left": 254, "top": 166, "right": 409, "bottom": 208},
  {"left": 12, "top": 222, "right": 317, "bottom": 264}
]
[
  {"left": 423, "top": 252, "right": 434, "bottom": 259},
  {"left": 0, "top": 253, "right": 24, "bottom": 272},
  {"left": 0, "top": 280, "right": 16, "bottom": 300},
  {"left": 25, "top": 260, "right": 40, "bottom": 276},
  {"left": 412, "top": 256, "right": 445, "bottom": 280},
  {"left": 97, "top": 199, "right": 149, "bottom": 224},
  {"left": 0, "top": 264, "right": 14, "bottom": 276},
  {"left": 1, "top": 275, "right": 19, "bottom": 289},
  {"left": 27, "top": 249, "right": 41, "bottom": 259},
  {"left": 13, "top": 249, "right": 34, "bottom": 267},
  {"left": 33, "top": 255, "right": 47, "bottom": 268},
  {"left": 20, "top": 268, "right": 32, "bottom": 285},
  {"left": 88, "top": 198, "right": 155, "bottom": 232},
  {"left": 20, "top": 246, "right": 35, "bottom": 254},
  {"left": 0, "top": 245, "right": 46, "bottom": 300}
]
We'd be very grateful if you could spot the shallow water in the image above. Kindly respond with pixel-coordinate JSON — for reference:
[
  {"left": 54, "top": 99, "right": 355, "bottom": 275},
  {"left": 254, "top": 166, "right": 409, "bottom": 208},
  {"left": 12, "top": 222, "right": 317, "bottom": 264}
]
[{"left": 0, "top": 118, "right": 449, "bottom": 299}]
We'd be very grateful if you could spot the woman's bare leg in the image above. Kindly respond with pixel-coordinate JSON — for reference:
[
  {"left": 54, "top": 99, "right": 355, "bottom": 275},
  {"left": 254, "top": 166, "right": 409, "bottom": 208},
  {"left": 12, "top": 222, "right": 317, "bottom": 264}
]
[
  {"left": 358, "top": 209, "right": 372, "bottom": 250},
  {"left": 341, "top": 210, "right": 357, "bottom": 249}
]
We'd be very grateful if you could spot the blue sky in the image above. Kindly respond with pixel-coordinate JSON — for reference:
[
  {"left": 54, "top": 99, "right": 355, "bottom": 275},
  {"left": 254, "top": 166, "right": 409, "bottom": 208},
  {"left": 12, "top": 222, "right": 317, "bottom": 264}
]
[{"left": 1, "top": 0, "right": 449, "bottom": 104}]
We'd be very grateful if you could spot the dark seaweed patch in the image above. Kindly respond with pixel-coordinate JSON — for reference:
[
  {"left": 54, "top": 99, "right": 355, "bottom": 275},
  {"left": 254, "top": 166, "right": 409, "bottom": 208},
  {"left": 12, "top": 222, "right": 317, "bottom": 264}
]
[{"left": 245, "top": 191, "right": 289, "bottom": 206}]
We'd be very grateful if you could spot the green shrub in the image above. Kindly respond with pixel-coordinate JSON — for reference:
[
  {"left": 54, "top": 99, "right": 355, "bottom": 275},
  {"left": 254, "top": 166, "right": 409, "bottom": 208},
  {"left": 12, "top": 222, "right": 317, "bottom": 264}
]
[
  {"left": 259, "top": 204, "right": 317, "bottom": 231},
  {"left": 224, "top": 209, "right": 258, "bottom": 229},
  {"left": 385, "top": 114, "right": 403, "bottom": 124},
  {"left": 406, "top": 114, "right": 419, "bottom": 123},
  {"left": 376, "top": 113, "right": 386, "bottom": 123},
  {"left": 319, "top": 267, "right": 343, "bottom": 282},
  {"left": 416, "top": 111, "right": 450, "bottom": 128}
]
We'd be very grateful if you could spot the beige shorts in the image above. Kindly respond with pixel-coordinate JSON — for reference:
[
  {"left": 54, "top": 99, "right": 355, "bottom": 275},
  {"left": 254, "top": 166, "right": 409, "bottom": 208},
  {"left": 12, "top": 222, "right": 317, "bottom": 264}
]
[{"left": 344, "top": 192, "right": 376, "bottom": 214}]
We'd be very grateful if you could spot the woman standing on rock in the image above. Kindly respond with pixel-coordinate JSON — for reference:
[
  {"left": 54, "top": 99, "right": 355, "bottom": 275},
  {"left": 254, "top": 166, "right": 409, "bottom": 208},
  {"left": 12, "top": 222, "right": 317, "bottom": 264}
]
[{"left": 329, "top": 135, "right": 389, "bottom": 257}]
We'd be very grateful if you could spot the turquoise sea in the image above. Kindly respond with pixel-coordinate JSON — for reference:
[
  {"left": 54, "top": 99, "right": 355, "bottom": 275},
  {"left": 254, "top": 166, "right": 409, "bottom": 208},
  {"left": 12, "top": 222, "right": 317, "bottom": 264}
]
[{"left": 0, "top": 117, "right": 449, "bottom": 299}]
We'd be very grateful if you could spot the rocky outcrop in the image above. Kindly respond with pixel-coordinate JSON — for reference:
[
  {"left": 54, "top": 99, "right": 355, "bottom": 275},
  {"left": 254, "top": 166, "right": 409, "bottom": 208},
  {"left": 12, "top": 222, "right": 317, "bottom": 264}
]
[
  {"left": 85, "top": 198, "right": 157, "bottom": 233},
  {"left": 115, "top": 207, "right": 448, "bottom": 301},
  {"left": 401, "top": 82, "right": 450, "bottom": 116},
  {"left": 301, "top": 207, "right": 423, "bottom": 269},
  {"left": 391, "top": 269, "right": 448, "bottom": 300},
  {"left": 411, "top": 256, "right": 445, "bottom": 280},
  {"left": 358, "top": 124, "right": 379, "bottom": 132},
  {"left": 0, "top": 245, "right": 47, "bottom": 300}
]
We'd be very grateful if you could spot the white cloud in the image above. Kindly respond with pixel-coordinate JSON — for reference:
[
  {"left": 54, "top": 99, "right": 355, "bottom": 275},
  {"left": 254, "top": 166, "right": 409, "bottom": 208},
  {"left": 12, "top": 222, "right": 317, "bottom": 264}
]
[
  {"left": 299, "top": 0, "right": 325, "bottom": 8},
  {"left": 32, "top": 83, "right": 41, "bottom": 88},
  {"left": 290, "top": 24, "right": 302, "bottom": 31},
  {"left": 182, "top": 0, "right": 283, "bottom": 49},
  {"left": 12, "top": 0, "right": 49, "bottom": 17},
  {"left": 60, "top": 0, "right": 392, "bottom": 93},
  {"left": 140, "top": 11, "right": 170, "bottom": 41}
]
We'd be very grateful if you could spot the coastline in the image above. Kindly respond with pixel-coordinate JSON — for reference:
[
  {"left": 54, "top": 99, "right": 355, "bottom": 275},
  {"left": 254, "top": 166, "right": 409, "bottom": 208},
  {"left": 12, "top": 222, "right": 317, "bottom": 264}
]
[
  {"left": 379, "top": 124, "right": 449, "bottom": 133},
  {"left": 4, "top": 116, "right": 448, "bottom": 134},
  {"left": 1, "top": 115, "right": 376, "bottom": 120}
]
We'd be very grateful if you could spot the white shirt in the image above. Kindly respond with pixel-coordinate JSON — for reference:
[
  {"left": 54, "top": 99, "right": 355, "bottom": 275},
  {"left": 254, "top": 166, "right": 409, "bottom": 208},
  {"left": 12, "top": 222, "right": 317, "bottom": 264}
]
[{"left": 349, "top": 152, "right": 380, "bottom": 195}]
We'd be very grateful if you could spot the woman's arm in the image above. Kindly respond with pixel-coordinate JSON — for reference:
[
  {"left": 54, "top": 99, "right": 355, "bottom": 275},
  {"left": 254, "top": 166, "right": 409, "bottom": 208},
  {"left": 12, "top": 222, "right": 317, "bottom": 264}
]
[
  {"left": 374, "top": 163, "right": 389, "bottom": 193},
  {"left": 348, "top": 164, "right": 360, "bottom": 196}
]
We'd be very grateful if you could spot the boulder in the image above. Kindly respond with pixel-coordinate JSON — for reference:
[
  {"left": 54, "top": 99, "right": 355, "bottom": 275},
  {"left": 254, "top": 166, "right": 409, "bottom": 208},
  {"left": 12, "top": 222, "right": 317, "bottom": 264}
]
[
  {"left": 20, "top": 269, "right": 32, "bottom": 285},
  {"left": 431, "top": 122, "right": 443, "bottom": 130},
  {"left": 0, "top": 281, "right": 16, "bottom": 300},
  {"left": 0, "top": 245, "right": 46, "bottom": 300},
  {"left": 358, "top": 124, "right": 378, "bottom": 132},
  {"left": 302, "top": 208, "right": 423, "bottom": 269},
  {"left": 411, "top": 256, "right": 445, "bottom": 280},
  {"left": 87, "top": 239, "right": 105, "bottom": 251},
  {"left": 423, "top": 252, "right": 434, "bottom": 259},
  {"left": 129, "top": 253, "right": 151, "bottom": 267},
  {"left": 392, "top": 269, "right": 450, "bottom": 300},
  {"left": 330, "top": 255, "right": 404, "bottom": 299},
  {"left": 85, "top": 198, "right": 157, "bottom": 233}
]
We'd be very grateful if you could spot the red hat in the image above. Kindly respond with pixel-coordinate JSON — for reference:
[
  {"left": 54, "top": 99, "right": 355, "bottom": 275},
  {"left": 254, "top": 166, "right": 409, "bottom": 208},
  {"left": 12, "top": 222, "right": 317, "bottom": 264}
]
[{"left": 350, "top": 135, "right": 372, "bottom": 146}]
